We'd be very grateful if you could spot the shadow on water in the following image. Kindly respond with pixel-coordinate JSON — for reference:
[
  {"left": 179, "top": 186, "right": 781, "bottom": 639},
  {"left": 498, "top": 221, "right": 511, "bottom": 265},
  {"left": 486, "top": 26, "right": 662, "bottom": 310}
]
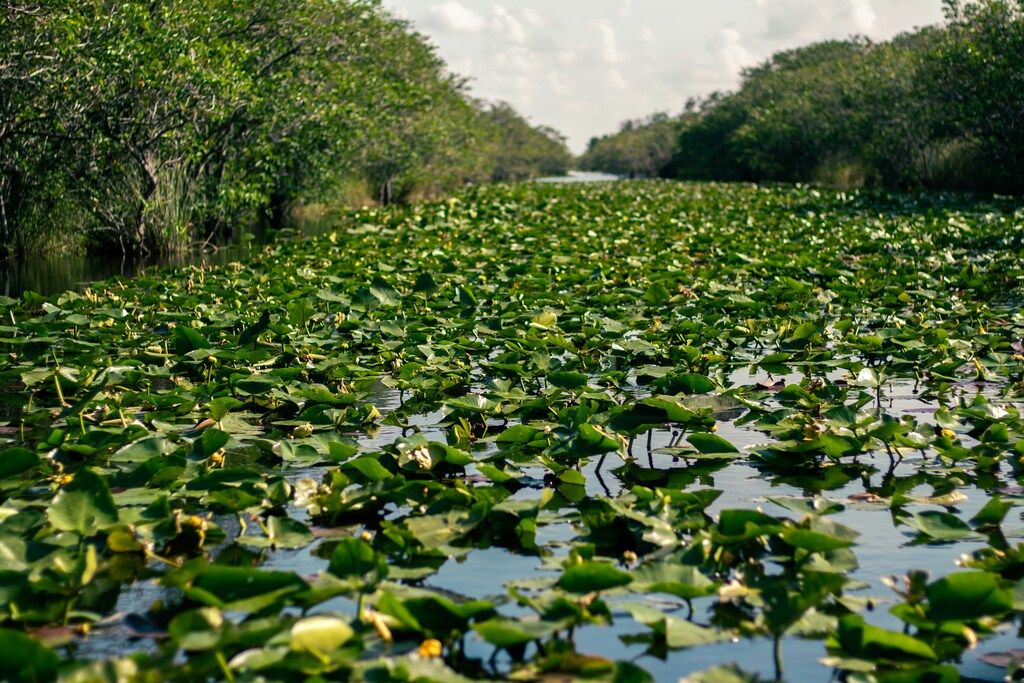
[
  {"left": 0, "top": 215, "right": 339, "bottom": 299},
  {"left": 0, "top": 176, "right": 620, "bottom": 298}
]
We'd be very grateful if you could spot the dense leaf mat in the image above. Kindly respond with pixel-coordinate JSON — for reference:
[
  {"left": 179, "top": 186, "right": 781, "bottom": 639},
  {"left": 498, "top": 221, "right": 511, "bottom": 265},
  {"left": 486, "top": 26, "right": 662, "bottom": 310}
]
[{"left": 1, "top": 181, "right": 1023, "bottom": 682}]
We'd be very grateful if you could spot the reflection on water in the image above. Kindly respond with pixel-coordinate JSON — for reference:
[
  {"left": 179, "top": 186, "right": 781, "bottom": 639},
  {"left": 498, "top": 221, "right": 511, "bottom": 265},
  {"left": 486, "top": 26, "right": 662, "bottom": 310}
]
[
  {"left": 0, "top": 216, "right": 338, "bottom": 299},
  {"left": 536, "top": 170, "right": 621, "bottom": 183},
  {"left": 0, "top": 248, "right": 237, "bottom": 299},
  {"left": 0, "top": 183, "right": 629, "bottom": 298},
  {"left": 248, "top": 377, "right": 1009, "bottom": 682}
]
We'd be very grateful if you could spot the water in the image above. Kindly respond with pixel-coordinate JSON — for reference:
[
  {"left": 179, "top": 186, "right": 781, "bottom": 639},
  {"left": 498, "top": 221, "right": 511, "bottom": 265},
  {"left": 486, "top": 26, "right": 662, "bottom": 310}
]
[
  {"left": 86, "top": 377, "right": 1006, "bottom": 681},
  {"left": 536, "top": 171, "right": 621, "bottom": 183},
  {"left": 0, "top": 176, "right": 622, "bottom": 298},
  {"left": 7, "top": 184, "right": 1014, "bottom": 681},
  {"left": 0, "top": 175, "right": 624, "bottom": 298},
  {"left": 0, "top": 245, "right": 255, "bottom": 299},
  {"left": 0, "top": 217, "right": 337, "bottom": 299}
]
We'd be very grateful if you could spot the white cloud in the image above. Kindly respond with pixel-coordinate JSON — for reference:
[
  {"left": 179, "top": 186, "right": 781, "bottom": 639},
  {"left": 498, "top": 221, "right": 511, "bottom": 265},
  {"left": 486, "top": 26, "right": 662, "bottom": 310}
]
[
  {"left": 556, "top": 49, "right": 578, "bottom": 67},
  {"left": 425, "top": 1, "right": 486, "bottom": 34},
  {"left": 521, "top": 8, "right": 546, "bottom": 29},
  {"left": 717, "top": 27, "right": 756, "bottom": 81},
  {"left": 597, "top": 21, "right": 621, "bottom": 65},
  {"left": 547, "top": 72, "right": 571, "bottom": 97},
  {"left": 850, "top": 0, "right": 878, "bottom": 33},
  {"left": 381, "top": 0, "right": 943, "bottom": 153},
  {"left": 754, "top": 0, "right": 880, "bottom": 43},
  {"left": 607, "top": 68, "right": 627, "bottom": 90},
  {"left": 493, "top": 5, "right": 527, "bottom": 44}
]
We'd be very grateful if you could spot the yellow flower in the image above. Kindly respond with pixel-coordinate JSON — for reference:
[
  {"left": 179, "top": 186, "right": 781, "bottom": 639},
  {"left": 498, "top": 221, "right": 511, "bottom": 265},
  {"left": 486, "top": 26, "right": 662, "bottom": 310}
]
[
  {"left": 940, "top": 428, "right": 957, "bottom": 440},
  {"left": 418, "top": 638, "right": 443, "bottom": 658},
  {"left": 186, "top": 515, "right": 207, "bottom": 530}
]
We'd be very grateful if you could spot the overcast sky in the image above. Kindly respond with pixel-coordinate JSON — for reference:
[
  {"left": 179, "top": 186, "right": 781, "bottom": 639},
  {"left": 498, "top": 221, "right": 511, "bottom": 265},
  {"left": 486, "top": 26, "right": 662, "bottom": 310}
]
[{"left": 381, "top": 0, "right": 945, "bottom": 153}]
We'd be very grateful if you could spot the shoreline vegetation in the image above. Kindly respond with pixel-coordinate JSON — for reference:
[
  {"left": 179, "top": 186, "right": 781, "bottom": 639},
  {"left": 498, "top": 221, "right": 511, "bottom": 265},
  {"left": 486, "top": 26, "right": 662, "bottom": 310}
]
[
  {"left": 579, "top": 0, "right": 1024, "bottom": 195},
  {"left": 0, "top": 0, "right": 571, "bottom": 259}
]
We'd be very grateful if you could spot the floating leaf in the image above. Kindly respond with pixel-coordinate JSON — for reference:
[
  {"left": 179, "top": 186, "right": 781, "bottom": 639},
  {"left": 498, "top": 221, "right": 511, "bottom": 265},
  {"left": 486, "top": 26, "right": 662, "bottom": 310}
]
[{"left": 47, "top": 468, "right": 119, "bottom": 536}]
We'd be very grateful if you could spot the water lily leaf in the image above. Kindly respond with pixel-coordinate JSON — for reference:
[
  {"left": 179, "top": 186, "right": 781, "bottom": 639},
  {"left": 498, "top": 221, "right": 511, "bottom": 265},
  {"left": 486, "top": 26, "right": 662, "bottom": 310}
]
[
  {"left": 905, "top": 511, "right": 982, "bottom": 541},
  {"left": 621, "top": 602, "right": 727, "bottom": 649},
  {"left": 327, "top": 537, "right": 388, "bottom": 588},
  {"left": 414, "top": 272, "right": 438, "bottom": 292},
  {"left": 47, "top": 467, "right": 119, "bottom": 536},
  {"left": 0, "top": 629, "right": 60, "bottom": 680},
  {"left": 365, "top": 655, "right": 476, "bottom": 683},
  {"left": 114, "top": 436, "right": 176, "bottom": 463},
  {"left": 767, "top": 496, "right": 844, "bottom": 516},
  {"left": 207, "top": 397, "right": 243, "bottom": 421},
  {"left": 717, "top": 509, "right": 783, "bottom": 539},
  {"left": 241, "top": 516, "right": 315, "bottom": 549},
  {"left": 780, "top": 527, "right": 855, "bottom": 552},
  {"left": 835, "top": 614, "right": 936, "bottom": 661},
  {"left": 0, "top": 447, "right": 39, "bottom": 479},
  {"left": 653, "top": 373, "right": 715, "bottom": 395},
  {"left": 687, "top": 432, "right": 739, "bottom": 455},
  {"left": 341, "top": 455, "right": 392, "bottom": 482},
  {"left": 290, "top": 615, "right": 354, "bottom": 655},
  {"left": 548, "top": 371, "right": 589, "bottom": 390},
  {"left": 496, "top": 424, "right": 544, "bottom": 444},
  {"left": 473, "top": 618, "right": 560, "bottom": 648},
  {"left": 680, "top": 664, "right": 760, "bottom": 683},
  {"left": 238, "top": 309, "right": 272, "bottom": 346},
  {"left": 191, "top": 428, "right": 231, "bottom": 459},
  {"left": 187, "top": 566, "right": 307, "bottom": 612},
  {"left": 644, "top": 282, "right": 671, "bottom": 305},
  {"left": 173, "top": 325, "right": 211, "bottom": 352},
  {"left": 925, "top": 572, "right": 1013, "bottom": 622},
  {"left": 326, "top": 437, "right": 360, "bottom": 462},
  {"left": 168, "top": 608, "right": 224, "bottom": 651},
  {"left": 971, "top": 496, "right": 1013, "bottom": 528},
  {"left": 851, "top": 368, "right": 883, "bottom": 388},
  {"left": 557, "top": 561, "right": 632, "bottom": 593},
  {"left": 532, "top": 310, "right": 558, "bottom": 329},
  {"left": 630, "top": 563, "right": 715, "bottom": 600},
  {"left": 788, "top": 321, "right": 818, "bottom": 343}
]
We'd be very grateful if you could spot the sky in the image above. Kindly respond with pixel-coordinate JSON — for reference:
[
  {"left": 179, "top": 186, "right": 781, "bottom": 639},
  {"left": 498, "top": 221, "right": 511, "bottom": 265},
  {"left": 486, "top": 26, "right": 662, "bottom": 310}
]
[{"left": 381, "top": 0, "right": 946, "bottom": 154}]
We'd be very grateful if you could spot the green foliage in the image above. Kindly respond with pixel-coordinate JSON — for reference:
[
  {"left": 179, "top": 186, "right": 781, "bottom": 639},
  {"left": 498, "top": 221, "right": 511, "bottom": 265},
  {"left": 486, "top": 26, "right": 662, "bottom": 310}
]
[
  {"left": 589, "top": 2, "right": 1024, "bottom": 193},
  {"left": 0, "top": 0, "right": 569, "bottom": 256},
  {"left": 578, "top": 112, "right": 682, "bottom": 178},
  {"left": 478, "top": 102, "right": 573, "bottom": 182}
]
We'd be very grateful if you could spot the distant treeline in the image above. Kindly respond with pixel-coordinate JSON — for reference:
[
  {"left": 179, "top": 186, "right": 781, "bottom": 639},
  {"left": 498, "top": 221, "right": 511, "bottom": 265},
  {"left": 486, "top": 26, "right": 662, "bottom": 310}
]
[
  {"left": 579, "top": 0, "right": 1024, "bottom": 194},
  {"left": 0, "top": 1, "right": 571, "bottom": 257}
]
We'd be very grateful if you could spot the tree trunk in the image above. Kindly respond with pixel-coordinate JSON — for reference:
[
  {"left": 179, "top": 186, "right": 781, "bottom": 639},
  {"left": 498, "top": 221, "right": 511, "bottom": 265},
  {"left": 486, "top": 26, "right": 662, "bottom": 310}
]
[
  {"left": 379, "top": 177, "right": 395, "bottom": 207},
  {"left": 0, "top": 168, "right": 22, "bottom": 259},
  {"left": 268, "top": 190, "right": 290, "bottom": 230},
  {"left": 133, "top": 156, "right": 159, "bottom": 255}
]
